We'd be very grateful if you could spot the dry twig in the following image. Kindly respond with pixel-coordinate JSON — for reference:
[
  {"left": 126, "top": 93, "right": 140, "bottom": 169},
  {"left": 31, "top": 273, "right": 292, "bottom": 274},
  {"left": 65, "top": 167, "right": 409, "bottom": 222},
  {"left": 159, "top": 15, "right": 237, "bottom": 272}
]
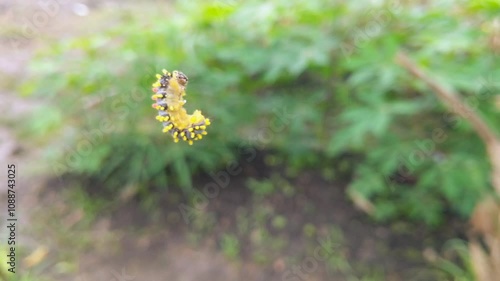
[{"left": 395, "top": 51, "right": 500, "bottom": 281}]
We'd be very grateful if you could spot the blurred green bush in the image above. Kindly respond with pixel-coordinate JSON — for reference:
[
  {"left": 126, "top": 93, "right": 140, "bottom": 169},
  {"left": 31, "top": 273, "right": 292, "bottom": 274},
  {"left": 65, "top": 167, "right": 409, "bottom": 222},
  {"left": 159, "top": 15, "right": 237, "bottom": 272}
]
[{"left": 22, "top": 0, "right": 500, "bottom": 225}]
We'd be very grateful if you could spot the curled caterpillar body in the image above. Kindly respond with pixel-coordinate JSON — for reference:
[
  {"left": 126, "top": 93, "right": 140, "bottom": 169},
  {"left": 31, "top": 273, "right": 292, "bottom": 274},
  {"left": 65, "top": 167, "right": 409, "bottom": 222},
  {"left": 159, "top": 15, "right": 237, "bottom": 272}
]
[{"left": 151, "top": 69, "right": 211, "bottom": 145}]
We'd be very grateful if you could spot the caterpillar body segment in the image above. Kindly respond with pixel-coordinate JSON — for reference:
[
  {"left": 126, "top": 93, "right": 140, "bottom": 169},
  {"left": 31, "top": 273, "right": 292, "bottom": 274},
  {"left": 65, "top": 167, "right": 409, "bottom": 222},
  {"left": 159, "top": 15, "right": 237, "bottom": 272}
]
[{"left": 151, "top": 70, "right": 210, "bottom": 145}]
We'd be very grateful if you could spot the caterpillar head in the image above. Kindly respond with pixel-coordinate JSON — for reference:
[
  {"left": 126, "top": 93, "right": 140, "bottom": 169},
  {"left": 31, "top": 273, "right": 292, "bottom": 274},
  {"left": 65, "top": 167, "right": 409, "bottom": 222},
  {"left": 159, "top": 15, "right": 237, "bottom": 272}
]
[{"left": 173, "top": 70, "right": 188, "bottom": 87}]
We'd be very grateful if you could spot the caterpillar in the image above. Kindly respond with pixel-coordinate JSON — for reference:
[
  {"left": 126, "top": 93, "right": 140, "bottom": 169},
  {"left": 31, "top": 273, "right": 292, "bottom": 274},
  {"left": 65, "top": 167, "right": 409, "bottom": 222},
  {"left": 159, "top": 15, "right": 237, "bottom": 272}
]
[{"left": 151, "top": 69, "right": 211, "bottom": 145}]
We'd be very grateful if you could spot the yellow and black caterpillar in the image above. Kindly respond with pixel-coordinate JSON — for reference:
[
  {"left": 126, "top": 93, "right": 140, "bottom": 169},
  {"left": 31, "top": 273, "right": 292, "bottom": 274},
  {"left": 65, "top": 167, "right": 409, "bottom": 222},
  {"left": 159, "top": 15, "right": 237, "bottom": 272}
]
[{"left": 151, "top": 69, "right": 211, "bottom": 145}]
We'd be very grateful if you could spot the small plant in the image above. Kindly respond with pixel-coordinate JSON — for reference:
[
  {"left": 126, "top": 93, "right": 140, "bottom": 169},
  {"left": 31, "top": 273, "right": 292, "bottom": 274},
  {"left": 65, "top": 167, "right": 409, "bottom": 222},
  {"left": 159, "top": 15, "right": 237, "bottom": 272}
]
[
  {"left": 425, "top": 239, "right": 475, "bottom": 281},
  {"left": 220, "top": 233, "right": 240, "bottom": 260},
  {"left": 246, "top": 178, "right": 275, "bottom": 196},
  {"left": 271, "top": 215, "right": 287, "bottom": 230}
]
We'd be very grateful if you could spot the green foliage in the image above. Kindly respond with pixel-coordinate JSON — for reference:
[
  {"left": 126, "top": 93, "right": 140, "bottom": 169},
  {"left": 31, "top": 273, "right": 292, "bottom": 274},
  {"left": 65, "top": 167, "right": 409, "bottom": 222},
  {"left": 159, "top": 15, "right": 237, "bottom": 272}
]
[
  {"left": 22, "top": 0, "right": 500, "bottom": 224},
  {"left": 246, "top": 178, "right": 275, "bottom": 196},
  {"left": 220, "top": 233, "right": 240, "bottom": 260},
  {"left": 271, "top": 215, "right": 287, "bottom": 230},
  {"left": 431, "top": 239, "right": 476, "bottom": 281}
]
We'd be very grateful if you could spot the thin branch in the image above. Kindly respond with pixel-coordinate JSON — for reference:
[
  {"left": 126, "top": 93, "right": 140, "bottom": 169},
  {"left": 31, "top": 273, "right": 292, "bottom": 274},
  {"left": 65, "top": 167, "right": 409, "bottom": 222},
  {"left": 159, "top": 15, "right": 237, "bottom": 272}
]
[
  {"left": 395, "top": 51, "right": 499, "bottom": 145},
  {"left": 395, "top": 51, "right": 500, "bottom": 195}
]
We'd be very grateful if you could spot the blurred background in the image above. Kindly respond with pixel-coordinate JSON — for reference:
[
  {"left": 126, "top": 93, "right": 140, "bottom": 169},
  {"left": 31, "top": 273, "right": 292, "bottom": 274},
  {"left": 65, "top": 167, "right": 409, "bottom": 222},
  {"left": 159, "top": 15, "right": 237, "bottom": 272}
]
[{"left": 1, "top": 0, "right": 499, "bottom": 280}]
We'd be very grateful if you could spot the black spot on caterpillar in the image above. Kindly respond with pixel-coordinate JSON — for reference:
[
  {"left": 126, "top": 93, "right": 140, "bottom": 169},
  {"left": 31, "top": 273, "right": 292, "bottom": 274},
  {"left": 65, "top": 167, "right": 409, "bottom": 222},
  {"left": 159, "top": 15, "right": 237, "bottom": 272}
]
[{"left": 151, "top": 69, "right": 211, "bottom": 145}]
